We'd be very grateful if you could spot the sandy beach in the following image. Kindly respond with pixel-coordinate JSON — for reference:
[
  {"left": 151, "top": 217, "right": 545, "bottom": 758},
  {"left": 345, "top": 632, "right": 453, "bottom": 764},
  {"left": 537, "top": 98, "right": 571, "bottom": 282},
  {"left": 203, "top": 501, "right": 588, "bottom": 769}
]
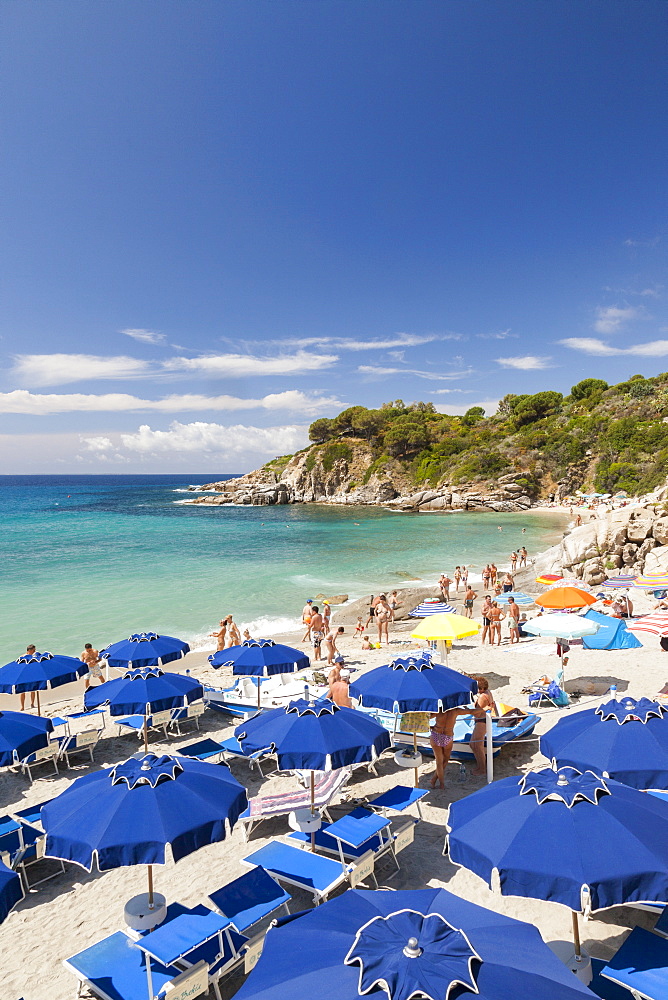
[{"left": 3, "top": 576, "right": 666, "bottom": 1000}]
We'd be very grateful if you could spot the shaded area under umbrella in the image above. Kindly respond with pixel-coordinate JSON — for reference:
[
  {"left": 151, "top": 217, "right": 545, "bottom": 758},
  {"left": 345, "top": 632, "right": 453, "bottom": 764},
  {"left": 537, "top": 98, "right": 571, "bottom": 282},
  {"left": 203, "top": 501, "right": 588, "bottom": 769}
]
[
  {"left": 232, "top": 886, "right": 594, "bottom": 1000},
  {"left": 0, "top": 860, "right": 22, "bottom": 925},
  {"left": 209, "top": 639, "right": 310, "bottom": 708}
]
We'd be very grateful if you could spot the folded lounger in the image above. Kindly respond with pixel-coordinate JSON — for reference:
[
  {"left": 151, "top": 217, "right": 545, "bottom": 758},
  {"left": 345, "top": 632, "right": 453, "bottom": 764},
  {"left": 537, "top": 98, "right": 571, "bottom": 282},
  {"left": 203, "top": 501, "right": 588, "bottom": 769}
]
[
  {"left": 239, "top": 766, "right": 351, "bottom": 839},
  {"left": 207, "top": 867, "right": 291, "bottom": 932},
  {"left": 175, "top": 738, "right": 228, "bottom": 764}
]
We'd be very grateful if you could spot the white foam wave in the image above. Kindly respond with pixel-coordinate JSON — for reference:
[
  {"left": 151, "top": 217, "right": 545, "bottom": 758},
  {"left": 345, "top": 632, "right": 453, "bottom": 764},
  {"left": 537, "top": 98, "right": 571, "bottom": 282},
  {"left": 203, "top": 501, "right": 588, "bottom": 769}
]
[{"left": 183, "top": 615, "right": 302, "bottom": 653}]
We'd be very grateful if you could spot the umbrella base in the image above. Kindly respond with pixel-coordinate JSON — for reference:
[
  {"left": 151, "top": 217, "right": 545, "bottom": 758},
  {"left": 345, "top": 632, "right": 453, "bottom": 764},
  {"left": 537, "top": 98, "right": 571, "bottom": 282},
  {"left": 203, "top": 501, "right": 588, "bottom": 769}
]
[
  {"left": 547, "top": 940, "right": 592, "bottom": 985},
  {"left": 288, "top": 808, "right": 322, "bottom": 833},
  {"left": 124, "top": 892, "right": 167, "bottom": 931},
  {"left": 394, "top": 750, "right": 422, "bottom": 768}
]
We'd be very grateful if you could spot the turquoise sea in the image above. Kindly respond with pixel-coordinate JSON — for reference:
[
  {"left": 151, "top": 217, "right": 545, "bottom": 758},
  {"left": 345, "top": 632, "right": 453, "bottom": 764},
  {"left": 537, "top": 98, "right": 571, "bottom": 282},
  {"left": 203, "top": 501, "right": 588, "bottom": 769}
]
[{"left": 0, "top": 475, "right": 568, "bottom": 657}]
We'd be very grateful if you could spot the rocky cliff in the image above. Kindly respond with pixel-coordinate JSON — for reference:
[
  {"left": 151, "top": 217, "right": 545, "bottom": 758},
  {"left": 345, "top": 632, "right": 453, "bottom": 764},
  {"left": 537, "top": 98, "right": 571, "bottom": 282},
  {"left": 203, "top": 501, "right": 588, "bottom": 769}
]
[{"left": 185, "top": 441, "right": 534, "bottom": 512}]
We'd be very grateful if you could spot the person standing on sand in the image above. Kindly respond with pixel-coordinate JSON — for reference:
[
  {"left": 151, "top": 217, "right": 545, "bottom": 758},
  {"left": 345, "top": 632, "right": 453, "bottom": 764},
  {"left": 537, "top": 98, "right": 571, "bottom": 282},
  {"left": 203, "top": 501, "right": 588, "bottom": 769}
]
[
  {"left": 310, "top": 606, "right": 324, "bottom": 661},
  {"left": 322, "top": 601, "right": 332, "bottom": 630},
  {"left": 519, "top": 546, "right": 527, "bottom": 567},
  {"left": 375, "top": 595, "right": 391, "bottom": 645},
  {"left": 429, "top": 706, "right": 472, "bottom": 788},
  {"left": 18, "top": 645, "right": 37, "bottom": 710},
  {"left": 461, "top": 566, "right": 469, "bottom": 587},
  {"left": 463, "top": 584, "right": 477, "bottom": 619},
  {"left": 510, "top": 551, "right": 518, "bottom": 571},
  {"left": 454, "top": 567, "right": 462, "bottom": 592},
  {"left": 81, "top": 643, "right": 104, "bottom": 690},
  {"left": 480, "top": 595, "right": 494, "bottom": 644},
  {"left": 502, "top": 571, "right": 514, "bottom": 593},
  {"left": 365, "top": 596, "right": 378, "bottom": 629},
  {"left": 325, "top": 626, "right": 345, "bottom": 664},
  {"left": 489, "top": 602, "right": 505, "bottom": 646},
  {"left": 470, "top": 677, "right": 497, "bottom": 776},
  {"left": 302, "top": 599, "right": 314, "bottom": 642},
  {"left": 388, "top": 591, "right": 401, "bottom": 622},
  {"left": 439, "top": 574, "right": 451, "bottom": 602},
  {"left": 490, "top": 564, "right": 498, "bottom": 586},
  {"left": 506, "top": 597, "right": 520, "bottom": 644},
  {"left": 210, "top": 620, "right": 227, "bottom": 652},
  {"left": 482, "top": 565, "right": 491, "bottom": 589}
]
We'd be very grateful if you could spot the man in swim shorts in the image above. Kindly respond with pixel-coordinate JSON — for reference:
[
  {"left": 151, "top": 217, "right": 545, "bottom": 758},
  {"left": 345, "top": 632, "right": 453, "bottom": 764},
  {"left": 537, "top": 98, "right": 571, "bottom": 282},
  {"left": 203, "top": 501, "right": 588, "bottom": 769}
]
[
  {"left": 19, "top": 645, "right": 37, "bottom": 710},
  {"left": 302, "top": 599, "right": 314, "bottom": 642},
  {"left": 81, "top": 642, "right": 104, "bottom": 690},
  {"left": 463, "top": 585, "right": 477, "bottom": 619},
  {"left": 310, "top": 606, "right": 324, "bottom": 661}
]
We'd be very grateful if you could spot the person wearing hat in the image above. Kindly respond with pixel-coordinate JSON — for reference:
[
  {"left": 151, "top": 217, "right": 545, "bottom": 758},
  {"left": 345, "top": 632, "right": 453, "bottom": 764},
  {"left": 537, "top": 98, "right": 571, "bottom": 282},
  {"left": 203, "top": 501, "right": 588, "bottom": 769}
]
[
  {"left": 322, "top": 600, "right": 331, "bottom": 629},
  {"left": 301, "top": 599, "right": 314, "bottom": 642},
  {"left": 328, "top": 668, "right": 352, "bottom": 708}
]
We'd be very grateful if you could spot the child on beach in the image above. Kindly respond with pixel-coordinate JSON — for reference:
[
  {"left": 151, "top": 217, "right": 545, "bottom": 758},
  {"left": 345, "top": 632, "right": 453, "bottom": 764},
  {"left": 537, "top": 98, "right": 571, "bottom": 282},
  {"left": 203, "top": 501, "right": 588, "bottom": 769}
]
[
  {"left": 361, "top": 634, "right": 372, "bottom": 650},
  {"left": 354, "top": 616, "right": 365, "bottom": 636}
]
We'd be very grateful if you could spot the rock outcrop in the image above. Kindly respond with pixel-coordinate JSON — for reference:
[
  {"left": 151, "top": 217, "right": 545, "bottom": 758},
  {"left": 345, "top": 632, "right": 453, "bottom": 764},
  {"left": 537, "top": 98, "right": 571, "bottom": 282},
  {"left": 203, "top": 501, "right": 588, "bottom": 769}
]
[
  {"left": 185, "top": 448, "right": 534, "bottom": 512},
  {"left": 526, "top": 501, "right": 668, "bottom": 586}
]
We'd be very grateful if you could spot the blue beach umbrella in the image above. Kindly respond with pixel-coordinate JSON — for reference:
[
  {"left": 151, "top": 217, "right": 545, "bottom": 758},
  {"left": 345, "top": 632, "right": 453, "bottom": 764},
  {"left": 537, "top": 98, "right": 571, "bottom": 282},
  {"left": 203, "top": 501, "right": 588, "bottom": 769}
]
[
  {"left": 232, "top": 887, "right": 595, "bottom": 1000},
  {"left": 541, "top": 696, "right": 668, "bottom": 790},
  {"left": 42, "top": 752, "right": 247, "bottom": 909},
  {"left": 85, "top": 667, "right": 203, "bottom": 752},
  {"left": 0, "top": 860, "right": 23, "bottom": 925},
  {"left": 0, "top": 710, "right": 53, "bottom": 767},
  {"left": 494, "top": 591, "right": 534, "bottom": 606},
  {"left": 209, "top": 639, "right": 310, "bottom": 707},
  {"left": 0, "top": 651, "right": 87, "bottom": 715},
  {"left": 349, "top": 651, "right": 477, "bottom": 786},
  {"left": 100, "top": 631, "right": 190, "bottom": 670},
  {"left": 447, "top": 765, "right": 668, "bottom": 957},
  {"left": 409, "top": 601, "right": 456, "bottom": 616}
]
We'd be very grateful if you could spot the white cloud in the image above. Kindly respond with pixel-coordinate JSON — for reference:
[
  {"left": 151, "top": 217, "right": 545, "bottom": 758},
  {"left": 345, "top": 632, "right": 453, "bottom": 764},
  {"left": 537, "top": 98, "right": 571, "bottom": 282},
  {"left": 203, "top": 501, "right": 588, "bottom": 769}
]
[
  {"left": 278, "top": 332, "right": 459, "bottom": 351},
  {"left": 0, "top": 389, "right": 340, "bottom": 416},
  {"left": 477, "top": 328, "right": 517, "bottom": 340},
  {"left": 624, "top": 236, "right": 661, "bottom": 248},
  {"left": 593, "top": 306, "right": 642, "bottom": 334},
  {"left": 119, "top": 421, "right": 308, "bottom": 457},
  {"left": 358, "top": 365, "right": 473, "bottom": 381},
  {"left": 495, "top": 356, "right": 553, "bottom": 370},
  {"left": 560, "top": 337, "right": 668, "bottom": 357},
  {"left": 12, "top": 353, "right": 152, "bottom": 387},
  {"left": 434, "top": 399, "right": 500, "bottom": 416},
  {"left": 80, "top": 435, "right": 114, "bottom": 453},
  {"left": 164, "top": 350, "right": 337, "bottom": 377},
  {"left": 121, "top": 328, "right": 166, "bottom": 345}
]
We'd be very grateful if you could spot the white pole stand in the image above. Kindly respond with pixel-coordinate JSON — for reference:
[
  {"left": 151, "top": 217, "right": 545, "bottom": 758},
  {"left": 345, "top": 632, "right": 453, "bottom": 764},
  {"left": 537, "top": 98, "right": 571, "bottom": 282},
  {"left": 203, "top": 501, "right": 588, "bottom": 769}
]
[{"left": 485, "top": 710, "right": 494, "bottom": 784}]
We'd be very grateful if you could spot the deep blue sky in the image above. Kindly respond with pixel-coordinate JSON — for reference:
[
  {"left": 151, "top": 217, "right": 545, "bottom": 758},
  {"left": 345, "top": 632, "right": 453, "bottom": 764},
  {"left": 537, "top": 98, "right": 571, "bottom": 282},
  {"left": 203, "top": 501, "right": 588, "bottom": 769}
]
[{"left": 1, "top": 1, "right": 666, "bottom": 471}]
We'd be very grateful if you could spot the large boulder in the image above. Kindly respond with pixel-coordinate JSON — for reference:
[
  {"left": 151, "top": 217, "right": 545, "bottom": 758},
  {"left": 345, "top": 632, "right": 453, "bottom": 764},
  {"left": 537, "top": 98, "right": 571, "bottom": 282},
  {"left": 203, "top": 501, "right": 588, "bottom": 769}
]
[
  {"left": 642, "top": 546, "right": 668, "bottom": 575},
  {"left": 653, "top": 518, "right": 668, "bottom": 546},
  {"left": 626, "top": 510, "right": 656, "bottom": 542}
]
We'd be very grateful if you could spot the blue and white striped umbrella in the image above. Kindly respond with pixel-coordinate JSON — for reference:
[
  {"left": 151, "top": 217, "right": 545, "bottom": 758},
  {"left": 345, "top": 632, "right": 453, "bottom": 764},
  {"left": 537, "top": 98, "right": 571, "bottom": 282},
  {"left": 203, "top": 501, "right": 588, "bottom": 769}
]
[
  {"left": 494, "top": 592, "right": 534, "bottom": 606},
  {"left": 409, "top": 601, "right": 455, "bottom": 617}
]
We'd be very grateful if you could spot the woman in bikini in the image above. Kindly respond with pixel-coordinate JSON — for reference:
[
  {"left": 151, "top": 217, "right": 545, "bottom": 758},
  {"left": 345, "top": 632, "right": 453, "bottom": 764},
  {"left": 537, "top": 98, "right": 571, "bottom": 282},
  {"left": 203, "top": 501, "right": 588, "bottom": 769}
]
[
  {"left": 470, "top": 677, "right": 498, "bottom": 776},
  {"left": 488, "top": 601, "right": 505, "bottom": 646},
  {"left": 429, "top": 706, "right": 471, "bottom": 788}
]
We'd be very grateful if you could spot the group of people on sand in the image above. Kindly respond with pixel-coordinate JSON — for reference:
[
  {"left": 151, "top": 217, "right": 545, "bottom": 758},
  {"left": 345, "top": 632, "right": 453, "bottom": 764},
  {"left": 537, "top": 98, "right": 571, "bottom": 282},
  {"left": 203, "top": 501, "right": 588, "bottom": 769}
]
[
  {"left": 429, "top": 676, "right": 496, "bottom": 787},
  {"left": 301, "top": 599, "right": 347, "bottom": 663},
  {"left": 210, "top": 615, "right": 252, "bottom": 651}
]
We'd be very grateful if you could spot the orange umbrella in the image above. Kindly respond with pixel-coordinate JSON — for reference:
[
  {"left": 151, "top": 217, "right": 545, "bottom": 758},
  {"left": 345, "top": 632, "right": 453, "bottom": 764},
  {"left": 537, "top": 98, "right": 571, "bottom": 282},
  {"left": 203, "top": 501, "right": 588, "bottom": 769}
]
[
  {"left": 535, "top": 573, "right": 563, "bottom": 584},
  {"left": 535, "top": 587, "right": 597, "bottom": 610}
]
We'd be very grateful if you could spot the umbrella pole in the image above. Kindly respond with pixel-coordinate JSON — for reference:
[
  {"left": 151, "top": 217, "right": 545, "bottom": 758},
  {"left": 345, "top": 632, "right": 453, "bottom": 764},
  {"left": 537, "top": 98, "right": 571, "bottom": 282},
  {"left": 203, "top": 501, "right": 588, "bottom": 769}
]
[
  {"left": 310, "top": 771, "right": 316, "bottom": 852},
  {"left": 257, "top": 679, "right": 261, "bottom": 710},
  {"left": 572, "top": 911, "right": 582, "bottom": 959},
  {"left": 147, "top": 864, "right": 154, "bottom": 907},
  {"left": 36, "top": 691, "right": 41, "bottom": 717},
  {"left": 413, "top": 731, "right": 419, "bottom": 789},
  {"left": 143, "top": 717, "right": 149, "bottom": 754}
]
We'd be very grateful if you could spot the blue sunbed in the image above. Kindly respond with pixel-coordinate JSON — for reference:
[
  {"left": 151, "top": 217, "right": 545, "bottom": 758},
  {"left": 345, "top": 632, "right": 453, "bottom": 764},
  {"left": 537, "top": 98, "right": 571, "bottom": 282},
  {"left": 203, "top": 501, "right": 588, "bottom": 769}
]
[
  {"left": 600, "top": 926, "right": 668, "bottom": 1000},
  {"left": 64, "top": 930, "right": 181, "bottom": 1000},
  {"left": 207, "top": 867, "right": 291, "bottom": 932},
  {"left": 176, "top": 738, "right": 228, "bottom": 763},
  {"left": 367, "top": 784, "right": 428, "bottom": 819},
  {"left": 241, "top": 841, "right": 350, "bottom": 904}
]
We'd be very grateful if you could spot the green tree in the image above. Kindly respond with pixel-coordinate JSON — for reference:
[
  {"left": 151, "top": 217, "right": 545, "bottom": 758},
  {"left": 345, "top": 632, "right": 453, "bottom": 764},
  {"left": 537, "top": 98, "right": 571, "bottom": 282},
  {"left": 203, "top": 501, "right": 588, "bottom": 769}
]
[
  {"left": 308, "top": 418, "right": 334, "bottom": 443},
  {"left": 462, "top": 406, "right": 485, "bottom": 426},
  {"left": 571, "top": 378, "right": 608, "bottom": 400},
  {"left": 511, "top": 391, "right": 563, "bottom": 427}
]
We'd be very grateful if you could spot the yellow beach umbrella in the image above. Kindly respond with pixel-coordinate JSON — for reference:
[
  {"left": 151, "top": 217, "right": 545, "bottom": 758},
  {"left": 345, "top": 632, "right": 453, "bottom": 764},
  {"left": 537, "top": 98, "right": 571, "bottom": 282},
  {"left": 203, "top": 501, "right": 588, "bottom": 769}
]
[{"left": 411, "top": 613, "right": 480, "bottom": 664}]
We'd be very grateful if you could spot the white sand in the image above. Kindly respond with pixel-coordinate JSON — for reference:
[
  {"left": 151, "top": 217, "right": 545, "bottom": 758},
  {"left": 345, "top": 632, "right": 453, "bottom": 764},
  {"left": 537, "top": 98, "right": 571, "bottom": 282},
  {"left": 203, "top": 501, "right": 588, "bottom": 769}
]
[{"left": 4, "top": 608, "right": 667, "bottom": 999}]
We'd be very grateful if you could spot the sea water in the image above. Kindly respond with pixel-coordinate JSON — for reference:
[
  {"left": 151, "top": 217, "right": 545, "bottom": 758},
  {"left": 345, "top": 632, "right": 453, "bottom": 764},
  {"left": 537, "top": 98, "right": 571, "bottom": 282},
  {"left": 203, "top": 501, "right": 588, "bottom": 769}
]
[{"left": 0, "top": 475, "right": 567, "bottom": 656}]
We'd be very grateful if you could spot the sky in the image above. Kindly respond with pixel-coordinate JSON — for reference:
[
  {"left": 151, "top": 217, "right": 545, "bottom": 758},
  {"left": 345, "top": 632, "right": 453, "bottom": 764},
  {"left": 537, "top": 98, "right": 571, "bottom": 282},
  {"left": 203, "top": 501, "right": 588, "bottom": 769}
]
[{"left": 1, "top": 0, "right": 667, "bottom": 473}]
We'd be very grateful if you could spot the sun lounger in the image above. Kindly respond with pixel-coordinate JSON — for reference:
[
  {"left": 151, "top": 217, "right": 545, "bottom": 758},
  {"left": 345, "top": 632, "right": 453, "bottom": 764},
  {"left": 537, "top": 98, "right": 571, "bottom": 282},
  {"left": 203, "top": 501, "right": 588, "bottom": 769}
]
[
  {"left": 175, "top": 738, "right": 228, "bottom": 764},
  {"left": 366, "top": 784, "right": 428, "bottom": 819},
  {"left": 287, "top": 809, "right": 416, "bottom": 880},
  {"left": 115, "top": 710, "right": 173, "bottom": 741},
  {"left": 1, "top": 808, "right": 65, "bottom": 890},
  {"left": 207, "top": 867, "right": 291, "bottom": 932},
  {"left": 219, "top": 736, "right": 277, "bottom": 777},
  {"left": 239, "top": 766, "right": 351, "bottom": 839},
  {"left": 241, "top": 841, "right": 351, "bottom": 905},
  {"left": 168, "top": 701, "right": 207, "bottom": 736},
  {"left": 599, "top": 926, "right": 668, "bottom": 1000},
  {"left": 588, "top": 958, "right": 636, "bottom": 1000},
  {"left": 64, "top": 929, "right": 189, "bottom": 1000},
  {"left": 19, "top": 741, "right": 59, "bottom": 782}
]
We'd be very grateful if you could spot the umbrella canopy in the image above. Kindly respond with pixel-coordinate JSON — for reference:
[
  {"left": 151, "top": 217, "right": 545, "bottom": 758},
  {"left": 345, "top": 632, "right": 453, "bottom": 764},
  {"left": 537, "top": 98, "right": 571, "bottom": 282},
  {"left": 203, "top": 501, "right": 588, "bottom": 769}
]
[
  {"left": 544, "top": 579, "right": 594, "bottom": 593},
  {"left": 494, "top": 591, "right": 534, "bottom": 606},
  {"left": 0, "top": 651, "right": 87, "bottom": 693},
  {"left": 541, "top": 697, "right": 668, "bottom": 790},
  {"left": 349, "top": 652, "right": 477, "bottom": 714},
  {"left": 208, "top": 638, "right": 309, "bottom": 675},
  {"left": 536, "top": 573, "right": 563, "bottom": 584},
  {"left": 447, "top": 765, "right": 668, "bottom": 913},
  {"left": 0, "top": 710, "right": 53, "bottom": 767},
  {"left": 626, "top": 614, "right": 668, "bottom": 640},
  {"left": 409, "top": 601, "right": 456, "bottom": 616},
  {"left": 84, "top": 666, "right": 202, "bottom": 717},
  {"left": 535, "top": 588, "right": 597, "bottom": 610},
  {"left": 100, "top": 631, "right": 189, "bottom": 669},
  {"left": 600, "top": 574, "right": 637, "bottom": 589},
  {"left": 410, "top": 613, "right": 480, "bottom": 641},
  {"left": 0, "top": 860, "right": 22, "bottom": 925},
  {"left": 521, "top": 614, "right": 600, "bottom": 640},
  {"left": 632, "top": 574, "right": 668, "bottom": 590},
  {"left": 42, "top": 752, "right": 247, "bottom": 872},
  {"left": 232, "top": 887, "right": 595, "bottom": 1000},
  {"left": 235, "top": 699, "right": 391, "bottom": 771}
]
